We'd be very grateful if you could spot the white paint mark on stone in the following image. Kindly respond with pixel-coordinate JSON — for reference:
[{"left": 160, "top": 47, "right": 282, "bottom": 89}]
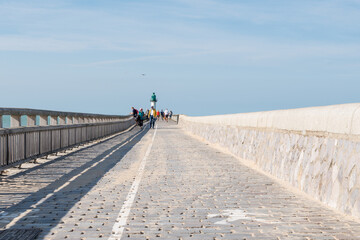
[
  {"left": 109, "top": 126, "right": 157, "bottom": 240},
  {"left": 208, "top": 209, "right": 280, "bottom": 225}
]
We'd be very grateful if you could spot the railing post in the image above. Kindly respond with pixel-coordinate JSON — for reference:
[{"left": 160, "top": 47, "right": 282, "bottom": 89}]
[
  {"left": 0, "top": 115, "right": 2, "bottom": 128},
  {"left": 50, "top": 128, "right": 53, "bottom": 151},
  {"left": 6, "top": 134, "right": 9, "bottom": 166},
  {"left": 24, "top": 132, "right": 27, "bottom": 159},
  {"left": 38, "top": 130, "right": 41, "bottom": 155}
]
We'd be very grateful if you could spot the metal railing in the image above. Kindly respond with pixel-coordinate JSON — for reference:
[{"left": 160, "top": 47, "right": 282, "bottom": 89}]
[
  {"left": 0, "top": 117, "right": 135, "bottom": 170},
  {"left": 0, "top": 108, "right": 127, "bottom": 128}
]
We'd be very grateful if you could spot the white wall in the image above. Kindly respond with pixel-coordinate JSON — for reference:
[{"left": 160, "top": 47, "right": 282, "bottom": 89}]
[{"left": 179, "top": 103, "right": 360, "bottom": 219}]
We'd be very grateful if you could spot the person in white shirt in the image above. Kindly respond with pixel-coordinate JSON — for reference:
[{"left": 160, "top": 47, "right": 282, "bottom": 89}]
[{"left": 164, "top": 109, "right": 169, "bottom": 122}]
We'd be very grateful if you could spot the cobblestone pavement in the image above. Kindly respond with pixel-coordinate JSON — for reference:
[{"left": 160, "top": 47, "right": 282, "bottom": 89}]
[
  {"left": 0, "top": 125, "right": 150, "bottom": 239},
  {"left": 1, "top": 121, "right": 360, "bottom": 239}
]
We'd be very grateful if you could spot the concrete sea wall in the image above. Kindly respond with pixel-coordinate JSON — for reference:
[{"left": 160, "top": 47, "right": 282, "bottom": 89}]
[{"left": 179, "top": 103, "right": 360, "bottom": 218}]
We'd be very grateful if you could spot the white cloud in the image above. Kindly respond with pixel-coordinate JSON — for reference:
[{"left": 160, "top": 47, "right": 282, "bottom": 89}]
[
  {"left": 71, "top": 39, "right": 360, "bottom": 68},
  {"left": 0, "top": 0, "right": 359, "bottom": 64}
]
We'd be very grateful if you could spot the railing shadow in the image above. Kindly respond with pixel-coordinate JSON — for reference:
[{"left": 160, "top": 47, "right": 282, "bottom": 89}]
[
  {"left": 0, "top": 125, "right": 149, "bottom": 238},
  {"left": 4, "top": 125, "right": 136, "bottom": 180}
]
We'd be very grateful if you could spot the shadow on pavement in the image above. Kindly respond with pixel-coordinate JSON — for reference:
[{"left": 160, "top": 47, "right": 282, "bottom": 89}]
[
  {"left": 0, "top": 126, "right": 149, "bottom": 238},
  {"left": 4, "top": 126, "right": 137, "bottom": 180}
]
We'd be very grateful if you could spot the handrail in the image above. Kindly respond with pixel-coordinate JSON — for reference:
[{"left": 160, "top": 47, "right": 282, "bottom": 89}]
[
  {"left": 0, "top": 107, "right": 130, "bottom": 128},
  {"left": 0, "top": 118, "right": 132, "bottom": 135},
  {"left": 0, "top": 108, "right": 124, "bottom": 118},
  {"left": 179, "top": 103, "right": 360, "bottom": 136}
]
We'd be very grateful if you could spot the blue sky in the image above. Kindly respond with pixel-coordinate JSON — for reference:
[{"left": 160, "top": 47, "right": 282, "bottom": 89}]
[{"left": 1, "top": 0, "right": 360, "bottom": 116}]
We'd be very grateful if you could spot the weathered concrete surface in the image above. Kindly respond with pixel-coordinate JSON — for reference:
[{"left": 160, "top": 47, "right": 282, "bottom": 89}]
[
  {"left": 182, "top": 103, "right": 360, "bottom": 135},
  {"left": 1, "top": 121, "right": 360, "bottom": 239},
  {"left": 179, "top": 104, "right": 360, "bottom": 219}
]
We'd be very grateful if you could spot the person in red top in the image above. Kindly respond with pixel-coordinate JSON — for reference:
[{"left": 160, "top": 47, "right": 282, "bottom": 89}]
[{"left": 157, "top": 110, "right": 160, "bottom": 118}]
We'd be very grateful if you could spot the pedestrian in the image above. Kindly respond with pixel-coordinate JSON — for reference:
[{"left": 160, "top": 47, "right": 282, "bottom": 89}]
[
  {"left": 160, "top": 109, "right": 164, "bottom": 121},
  {"left": 170, "top": 110, "right": 173, "bottom": 119},
  {"left": 157, "top": 110, "right": 160, "bottom": 119},
  {"left": 137, "top": 108, "right": 144, "bottom": 128},
  {"left": 148, "top": 106, "right": 157, "bottom": 129},
  {"left": 164, "top": 109, "right": 169, "bottom": 122},
  {"left": 145, "top": 109, "right": 149, "bottom": 120},
  {"left": 131, "top": 107, "right": 138, "bottom": 118}
]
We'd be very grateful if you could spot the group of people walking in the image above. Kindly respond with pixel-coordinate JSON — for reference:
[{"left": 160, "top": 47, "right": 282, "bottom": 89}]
[{"left": 131, "top": 107, "right": 173, "bottom": 129}]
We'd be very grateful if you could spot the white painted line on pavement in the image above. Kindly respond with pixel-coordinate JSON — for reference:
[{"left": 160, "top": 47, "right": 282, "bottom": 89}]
[
  {"left": 3, "top": 127, "right": 146, "bottom": 229},
  {"left": 109, "top": 126, "right": 157, "bottom": 240}
]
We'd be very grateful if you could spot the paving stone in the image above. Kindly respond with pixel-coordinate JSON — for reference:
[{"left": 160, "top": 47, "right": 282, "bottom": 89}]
[
  {"left": 1, "top": 122, "right": 360, "bottom": 239},
  {"left": 124, "top": 122, "right": 360, "bottom": 239},
  {"left": 0, "top": 228, "right": 42, "bottom": 240}
]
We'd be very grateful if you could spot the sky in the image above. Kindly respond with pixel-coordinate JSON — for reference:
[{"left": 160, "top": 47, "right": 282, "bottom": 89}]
[{"left": 1, "top": 0, "right": 360, "bottom": 116}]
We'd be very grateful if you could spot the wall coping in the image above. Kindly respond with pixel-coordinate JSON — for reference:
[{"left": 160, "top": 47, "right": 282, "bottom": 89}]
[
  {"left": 0, "top": 107, "right": 127, "bottom": 118},
  {"left": 180, "top": 103, "right": 360, "bottom": 135}
]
